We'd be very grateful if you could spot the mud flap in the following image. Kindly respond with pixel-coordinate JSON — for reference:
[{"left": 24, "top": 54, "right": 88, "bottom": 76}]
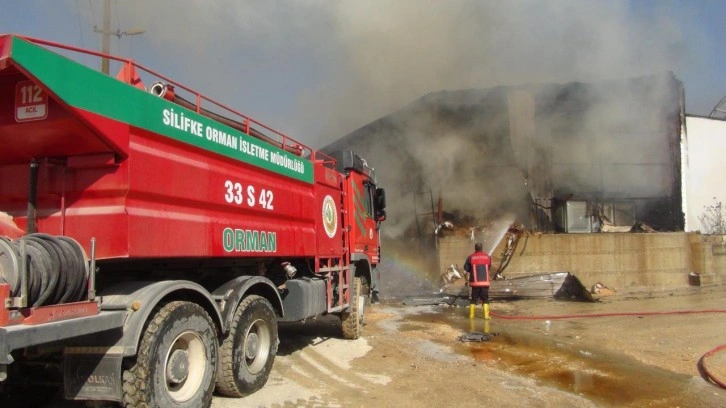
[{"left": 63, "top": 348, "right": 123, "bottom": 401}]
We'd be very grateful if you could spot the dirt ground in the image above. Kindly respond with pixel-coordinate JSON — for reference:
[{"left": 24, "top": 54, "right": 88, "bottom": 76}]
[
  {"left": 222, "top": 284, "right": 726, "bottom": 408},
  {"left": 31, "top": 284, "right": 726, "bottom": 407}
]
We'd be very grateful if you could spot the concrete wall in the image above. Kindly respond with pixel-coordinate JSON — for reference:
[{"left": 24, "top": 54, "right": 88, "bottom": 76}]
[
  {"left": 439, "top": 232, "right": 724, "bottom": 291},
  {"left": 684, "top": 116, "right": 726, "bottom": 232},
  {"left": 689, "top": 234, "right": 726, "bottom": 285}
]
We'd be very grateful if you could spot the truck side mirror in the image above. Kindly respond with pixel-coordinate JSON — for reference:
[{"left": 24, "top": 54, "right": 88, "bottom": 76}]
[
  {"left": 375, "top": 188, "right": 386, "bottom": 210},
  {"left": 375, "top": 209, "right": 387, "bottom": 222}
]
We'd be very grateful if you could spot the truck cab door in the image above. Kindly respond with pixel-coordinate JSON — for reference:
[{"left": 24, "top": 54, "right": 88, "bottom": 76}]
[{"left": 348, "top": 176, "right": 381, "bottom": 264}]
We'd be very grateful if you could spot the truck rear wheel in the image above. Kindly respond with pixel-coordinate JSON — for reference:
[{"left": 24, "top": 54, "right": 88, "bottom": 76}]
[
  {"left": 341, "top": 277, "right": 365, "bottom": 339},
  {"left": 122, "top": 301, "right": 218, "bottom": 408},
  {"left": 215, "top": 295, "right": 278, "bottom": 397}
]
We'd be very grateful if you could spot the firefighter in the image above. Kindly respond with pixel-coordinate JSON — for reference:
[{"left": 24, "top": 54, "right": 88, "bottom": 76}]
[{"left": 463, "top": 242, "right": 492, "bottom": 320}]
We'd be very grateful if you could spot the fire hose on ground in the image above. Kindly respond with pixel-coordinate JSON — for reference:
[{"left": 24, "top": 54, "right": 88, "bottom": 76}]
[{"left": 490, "top": 309, "right": 726, "bottom": 390}]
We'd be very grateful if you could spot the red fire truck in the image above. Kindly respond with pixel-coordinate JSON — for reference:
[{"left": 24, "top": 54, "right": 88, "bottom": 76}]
[{"left": 0, "top": 34, "right": 386, "bottom": 406}]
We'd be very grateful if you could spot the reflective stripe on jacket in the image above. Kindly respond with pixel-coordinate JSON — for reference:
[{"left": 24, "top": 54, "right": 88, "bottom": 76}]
[{"left": 465, "top": 252, "right": 491, "bottom": 287}]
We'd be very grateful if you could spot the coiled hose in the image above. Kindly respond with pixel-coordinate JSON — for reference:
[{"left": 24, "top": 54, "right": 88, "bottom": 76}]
[
  {"left": 0, "top": 233, "right": 88, "bottom": 307},
  {"left": 491, "top": 309, "right": 726, "bottom": 389}
]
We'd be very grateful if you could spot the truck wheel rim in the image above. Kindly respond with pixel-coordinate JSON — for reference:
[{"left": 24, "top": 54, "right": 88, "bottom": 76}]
[
  {"left": 165, "top": 331, "right": 206, "bottom": 402},
  {"left": 244, "top": 318, "right": 271, "bottom": 374}
]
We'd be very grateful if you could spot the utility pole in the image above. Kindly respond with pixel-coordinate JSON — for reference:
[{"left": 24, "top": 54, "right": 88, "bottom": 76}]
[
  {"left": 100, "top": 0, "right": 110, "bottom": 74},
  {"left": 93, "top": 0, "right": 145, "bottom": 74}
]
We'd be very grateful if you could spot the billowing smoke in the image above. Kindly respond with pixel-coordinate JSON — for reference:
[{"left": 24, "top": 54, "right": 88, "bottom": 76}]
[
  {"left": 82, "top": 1, "right": 694, "bottom": 145},
  {"left": 328, "top": 72, "right": 685, "bottom": 240},
  {"left": 76, "top": 1, "right": 695, "bottom": 295},
  {"left": 91, "top": 1, "right": 691, "bottom": 215}
]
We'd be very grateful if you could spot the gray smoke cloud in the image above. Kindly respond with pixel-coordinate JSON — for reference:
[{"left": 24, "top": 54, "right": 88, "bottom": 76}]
[
  {"left": 82, "top": 0, "right": 695, "bottom": 146},
  {"left": 79, "top": 1, "right": 693, "bottom": 239},
  {"left": 68, "top": 0, "right": 700, "bottom": 293}
]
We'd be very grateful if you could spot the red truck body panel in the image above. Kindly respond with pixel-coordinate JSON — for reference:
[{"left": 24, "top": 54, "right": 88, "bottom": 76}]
[{"left": 0, "top": 34, "right": 358, "bottom": 262}]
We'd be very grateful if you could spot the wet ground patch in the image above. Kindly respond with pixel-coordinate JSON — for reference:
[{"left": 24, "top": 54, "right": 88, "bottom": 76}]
[{"left": 406, "top": 303, "right": 723, "bottom": 407}]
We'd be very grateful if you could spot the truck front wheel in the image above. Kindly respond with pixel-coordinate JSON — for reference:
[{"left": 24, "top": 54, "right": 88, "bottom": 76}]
[
  {"left": 341, "top": 277, "right": 365, "bottom": 339},
  {"left": 216, "top": 295, "right": 278, "bottom": 397},
  {"left": 122, "top": 301, "right": 218, "bottom": 408}
]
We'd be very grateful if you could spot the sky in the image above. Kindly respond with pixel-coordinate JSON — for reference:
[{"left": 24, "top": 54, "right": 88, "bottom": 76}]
[{"left": 1, "top": 0, "right": 725, "bottom": 148}]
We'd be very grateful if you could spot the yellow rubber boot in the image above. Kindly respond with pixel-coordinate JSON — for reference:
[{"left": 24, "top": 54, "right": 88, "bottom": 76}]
[
  {"left": 483, "top": 303, "right": 491, "bottom": 320},
  {"left": 484, "top": 320, "right": 490, "bottom": 334},
  {"left": 469, "top": 304, "right": 475, "bottom": 319}
]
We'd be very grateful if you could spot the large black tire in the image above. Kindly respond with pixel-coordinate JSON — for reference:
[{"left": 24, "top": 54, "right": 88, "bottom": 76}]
[
  {"left": 215, "top": 295, "right": 278, "bottom": 397},
  {"left": 122, "top": 301, "right": 218, "bottom": 408},
  {"left": 341, "top": 277, "right": 365, "bottom": 339}
]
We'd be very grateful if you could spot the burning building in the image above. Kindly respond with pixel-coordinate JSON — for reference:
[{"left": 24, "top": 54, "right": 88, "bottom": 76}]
[{"left": 323, "top": 72, "right": 685, "bottom": 238}]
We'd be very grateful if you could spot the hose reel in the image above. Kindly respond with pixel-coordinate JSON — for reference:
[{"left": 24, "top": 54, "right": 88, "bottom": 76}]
[{"left": 0, "top": 234, "right": 88, "bottom": 307}]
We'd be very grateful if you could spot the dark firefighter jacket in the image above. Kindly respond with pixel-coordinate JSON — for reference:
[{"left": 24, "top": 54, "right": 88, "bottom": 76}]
[{"left": 464, "top": 251, "right": 491, "bottom": 287}]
